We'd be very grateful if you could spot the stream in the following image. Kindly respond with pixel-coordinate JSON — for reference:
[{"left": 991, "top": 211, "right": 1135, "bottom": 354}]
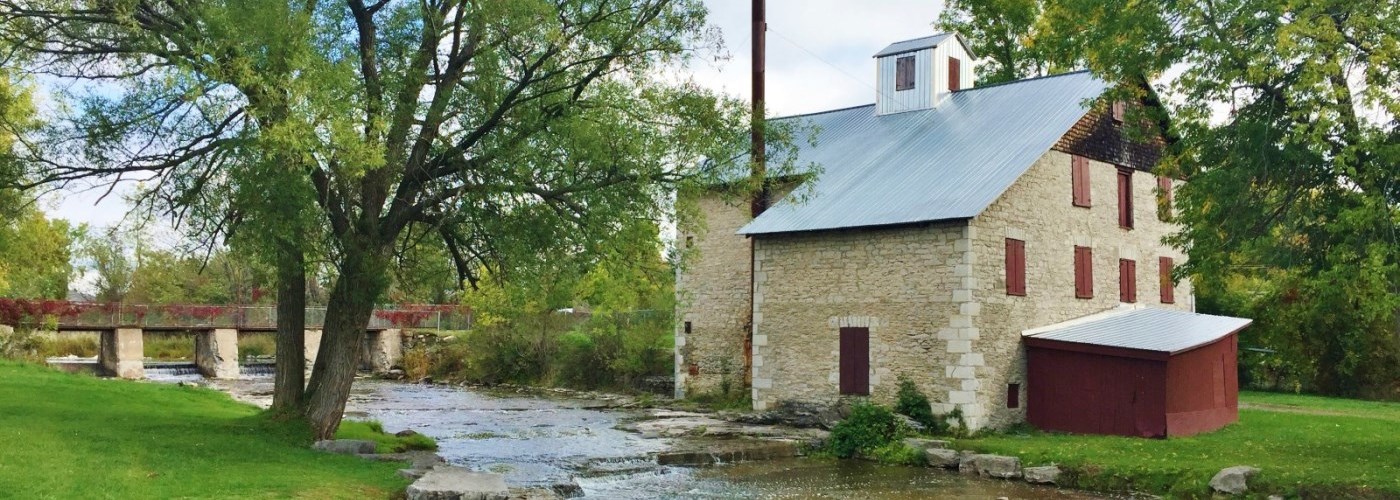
[{"left": 149, "top": 369, "right": 1104, "bottom": 499}]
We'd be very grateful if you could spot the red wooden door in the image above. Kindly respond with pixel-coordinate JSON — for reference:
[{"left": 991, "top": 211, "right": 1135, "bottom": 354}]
[{"left": 839, "top": 327, "right": 870, "bottom": 395}]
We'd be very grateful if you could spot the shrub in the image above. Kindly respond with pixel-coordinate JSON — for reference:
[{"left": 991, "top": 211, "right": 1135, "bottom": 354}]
[
  {"left": 895, "top": 377, "right": 942, "bottom": 433},
  {"left": 827, "top": 402, "right": 903, "bottom": 458},
  {"left": 38, "top": 333, "right": 99, "bottom": 358},
  {"left": 868, "top": 440, "right": 926, "bottom": 466},
  {"left": 237, "top": 334, "right": 275, "bottom": 358},
  {"left": 400, "top": 345, "right": 432, "bottom": 380}
]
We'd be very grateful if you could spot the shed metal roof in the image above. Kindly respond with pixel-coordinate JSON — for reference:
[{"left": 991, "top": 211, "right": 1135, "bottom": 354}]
[
  {"left": 872, "top": 32, "right": 975, "bottom": 58},
  {"left": 738, "top": 70, "right": 1107, "bottom": 236},
  {"left": 1023, "top": 306, "right": 1253, "bottom": 354}
]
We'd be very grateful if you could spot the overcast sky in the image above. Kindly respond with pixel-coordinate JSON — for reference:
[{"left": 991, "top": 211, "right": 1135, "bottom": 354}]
[{"left": 42, "top": 1, "right": 948, "bottom": 230}]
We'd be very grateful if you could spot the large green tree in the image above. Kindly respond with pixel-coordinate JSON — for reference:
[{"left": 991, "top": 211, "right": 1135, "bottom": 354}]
[{"left": 2, "top": 0, "right": 805, "bottom": 437}]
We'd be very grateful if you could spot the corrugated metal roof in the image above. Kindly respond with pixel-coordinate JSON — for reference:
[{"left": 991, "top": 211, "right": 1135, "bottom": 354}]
[
  {"left": 1023, "top": 306, "right": 1253, "bottom": 354},
  {"left": 738, "top": 70, "right": 1107, "bottom": 235},
  {"left": 873, "top": 33, "right": 955, "bottom": 57}
]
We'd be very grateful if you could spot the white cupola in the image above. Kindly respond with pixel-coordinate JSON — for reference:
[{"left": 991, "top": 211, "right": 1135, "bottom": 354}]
[{"left": 873, "top": 32, "right": 976, "bottom": 115}]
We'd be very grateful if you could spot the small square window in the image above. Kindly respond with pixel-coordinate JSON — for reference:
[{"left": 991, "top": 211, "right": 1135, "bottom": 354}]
[
  {"left": 895, "top": 56, "right": 915, "bottom": 91},
  {"left": 684, "top": 321, "right": 692, "bottom": 334},
  {"left": 1007, "top": 383, "right": 1021, "bottom": 408}
]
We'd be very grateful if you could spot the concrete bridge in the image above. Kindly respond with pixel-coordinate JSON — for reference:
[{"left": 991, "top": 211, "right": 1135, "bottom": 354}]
[{"left": 11, "top": 302, "right": 470, "bottom": 380}]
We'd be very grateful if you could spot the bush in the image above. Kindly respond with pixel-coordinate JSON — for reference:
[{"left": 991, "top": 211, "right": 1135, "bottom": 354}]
[
  {"left": 895, "top": 377, "right": 941, "bottom": 432},
  {"left": 868, "top": 440, "right": 926, "bottom": 466},
  {"left": 0, "top": 326, "right": 42, "bottom": 361},
  {"left": 827, "top": 402, "right": 903, "bottom": 458},
  {"left": 237, "top": 334, "right": 275, "bottom": 358},
  {"left": 38, "top": 333, "right": 99, "bottom": 358}
]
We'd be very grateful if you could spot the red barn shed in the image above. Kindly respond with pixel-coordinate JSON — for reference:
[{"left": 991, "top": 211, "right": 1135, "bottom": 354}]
[{"left": 1023, "top": 307, "right": 1252, "bottom": 438}]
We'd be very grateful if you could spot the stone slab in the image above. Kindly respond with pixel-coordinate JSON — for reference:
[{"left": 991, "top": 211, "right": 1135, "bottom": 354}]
[{"left": 406, "top": 467, "right": 509, "bottom": 500}]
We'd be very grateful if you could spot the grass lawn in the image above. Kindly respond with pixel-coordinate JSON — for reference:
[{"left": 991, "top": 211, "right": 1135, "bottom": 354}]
[
  {"left": 956, "top": 391, "right": 1400, "bottom": 498},
  {"left": 0, "top": 360, "right": 426, "bottom": 499}
]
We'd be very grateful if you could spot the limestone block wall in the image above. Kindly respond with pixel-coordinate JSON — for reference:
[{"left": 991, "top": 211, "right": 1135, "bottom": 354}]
[
  {"left": 969, "top": 148, "right": 1193, "bottom": 429},
  {"left": 749, "top": 223, "right": 966, "bottom": 412},
  {"left": 675, "top": 194, "right": 754, "bottom": 397}
]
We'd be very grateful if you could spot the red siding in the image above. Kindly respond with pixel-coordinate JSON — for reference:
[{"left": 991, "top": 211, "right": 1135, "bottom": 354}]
[
  {"left": 1165, "top": 334, "right": 1240, "bottom": 436},
  {"left": 1119, "top": 259, "right": 1137, "bottom": 303},
  {"left": 1160, "top": 257, "right": 1175, "bottom": 304},
  {"left": 1117, "top": 168, "right": 1134, "bottom": 228},
  {"left": 1027, "top": 343, "right": 1168, "bottom": 437},
  {"left": 1006, "top": 238, "right": 1026, "bottom": 296},
  {"left": 1074, "top": 246, "right": 1093, "bottom": 299},
  {"left": 1071, "top": 156, "right": 1091, "bottom": 207},
  {"left": 948, "top": 57, "right": 961, "bottom": 91},
  {"left": 839, "top": 327, "right": 869, "bottom": 395}
]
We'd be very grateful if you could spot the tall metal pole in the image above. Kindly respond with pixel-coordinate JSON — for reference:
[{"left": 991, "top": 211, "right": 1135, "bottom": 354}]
[{"left": 745, "top": 0, "right": 767, "bottom": 390}]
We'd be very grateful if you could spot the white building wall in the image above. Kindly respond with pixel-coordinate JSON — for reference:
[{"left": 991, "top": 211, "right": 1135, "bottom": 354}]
[{"left": 876, "top": 39, "right": 976, "bottom": 115}]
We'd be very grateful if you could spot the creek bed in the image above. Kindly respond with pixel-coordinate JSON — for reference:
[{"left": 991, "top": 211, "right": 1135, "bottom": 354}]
[{"left": 154, "top": 374, "right": 1106, "bottom": 499}]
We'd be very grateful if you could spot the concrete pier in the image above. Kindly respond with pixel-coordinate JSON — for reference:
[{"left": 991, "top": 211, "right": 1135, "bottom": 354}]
[
  {"left": 305, "top": 329, "right": 323, "bottom": 372},
  {"left": 195, "top": 328, "right": 240, "bottom": 379},
  {"left": 362, "top": 329, "right": 403, "bottom": 374},
  {"left": 100, "top": 328, "right": 144, "bottom": 379}
]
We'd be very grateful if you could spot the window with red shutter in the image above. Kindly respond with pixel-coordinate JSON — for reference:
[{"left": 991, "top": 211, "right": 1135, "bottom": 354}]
[
  {"left": 1157, "top": 176, "right": 1173, "bottom": 221},
  {"left": 1005, "top": 238, "right": 1026, "bottom": 296},
  {"left": 1118, "top": 167, "right": 1134, "bottom": 229},
  {"left": 948, "top": 57, "right": 961, "bottom": 91},
  {"left": 895, "top": 56, "right": 915, "bottom": 91},
  {"left": 1071, "top": 156, "right": 1091, "bottom": 207},
  {"left": 1074, "top": 246, "right": 1093, "bottom": 299},
  {"left": 1112, "top": 100, "right": 1126, "bottom": 122},
  {"left": 1160, "top": 256, "right": 1175, "bottom": 304},
  {"left": 1119, "top": 259, "right": 1137, "bottom": 303}
]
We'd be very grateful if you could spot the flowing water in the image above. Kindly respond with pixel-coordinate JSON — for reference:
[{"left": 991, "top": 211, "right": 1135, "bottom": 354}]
[{"left": 150, "top": 374, "right": 1106, "bottom": 499}]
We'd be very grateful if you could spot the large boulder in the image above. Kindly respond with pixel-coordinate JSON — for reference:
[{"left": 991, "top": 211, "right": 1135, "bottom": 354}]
[
  {"left": 406, "top": 467, "right": 509, "bottom": 500},
  {"left": 1023, "top": 465, "right": 1062, "bottom": 484},
  {"left": 959, "top": 454, "right": 1022, "bottom": 479},
  {"left": 312, "top": 439, "right": 377, "bottom": 455},
  {"left": 1210, "top": 466, "right": 1260, "bottom": 495},
  {"left": 926, "top": 448, "right": 960, "bottom": 469}
]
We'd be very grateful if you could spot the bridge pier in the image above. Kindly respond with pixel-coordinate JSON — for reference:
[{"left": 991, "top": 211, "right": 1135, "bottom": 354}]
[
  {"left": 361, "top": 329, "right": 403, "bottom": 375},
  {"left": 304, "top": 329, "right": 322, "bottom": 373},
  {"left": 195, "top": 328, "right": 240, "bottom": 379},
  {"left": 100, "top": 328, "right": 144, "bottom": 379}
]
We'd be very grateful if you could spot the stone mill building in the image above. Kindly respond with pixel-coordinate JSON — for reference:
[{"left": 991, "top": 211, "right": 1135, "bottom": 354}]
[{"left": 675, "top": 32, "right": 1250, "bottom": 435}]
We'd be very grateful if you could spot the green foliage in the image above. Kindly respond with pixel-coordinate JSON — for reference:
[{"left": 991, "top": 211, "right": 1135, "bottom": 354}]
[
  {"left": 680, "top": 390, "right": 752, "bottom": 412},
  {"left": 0, "top": 360, "right": 414, "bottom": 497},
  {"left": 957, "top": 391, "right": 1400, "bottom": 497},
  {"left": 894, "top": 377, "right": 940, "bottom": 433},
  {"left": 867, "top": 441, "right": 926, "bottom": 467},
  {"left": 336, "top": 419, "right": 438, "bottom": 454},
  {"left": 0, "top": 207, "right": 73, "bottom": 300},
  {"left": 143, "top": 334, "right": 194, "bottom": 361},
  {"left": 36, "top": 333, "right": 99, "bottom": 358},
  {"left": 826, "top": 402, "right": 904, "bottom": 459},
  {"left": 237, "top": 333, "right": 276, "bottom": 359}
]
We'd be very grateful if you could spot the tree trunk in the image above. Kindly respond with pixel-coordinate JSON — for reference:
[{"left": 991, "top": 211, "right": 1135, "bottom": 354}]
[
  {"left": 270, "top": 240, "right": 307, "bottom": 414},
  {"left": 303, "top": 245, "right": 390, "bottom": 439}
]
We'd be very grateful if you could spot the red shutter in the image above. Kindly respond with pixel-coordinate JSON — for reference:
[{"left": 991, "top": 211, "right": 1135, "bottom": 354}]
[
  {"left": 1119, "top": 259, "right": 1137, "bottom": 303},
  {"left": 1112, "top": 100, "right": 1126, "bottom": 122},
  {"left": 948, "top": 57, "right": 961, "bottom": 91},
  {"left": 839, "top": 327, "right": 870, "bottom": 395},
  {"left": 1157, "top": 176, "right": 1173, "bottom": 221},
  {"left": 1160, "top": 257, "right": 1175, "bottom": 304},
  {"left": 1072, "top": 156, "right": 1091, "bottom": 207},
  {"left": 1118, "top": 167, "right": 1134, "bottom": 228},
  {"left": 1075, "top": 246, "right": 1093, "bottom": 299},
  {"left": 1006, "top": 238, "right": 1026, "bottom": 296}
]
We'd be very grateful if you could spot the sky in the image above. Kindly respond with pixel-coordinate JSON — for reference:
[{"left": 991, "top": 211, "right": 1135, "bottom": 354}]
[{"left": 42, "top": 0, "right": 949, "bottom": 230}]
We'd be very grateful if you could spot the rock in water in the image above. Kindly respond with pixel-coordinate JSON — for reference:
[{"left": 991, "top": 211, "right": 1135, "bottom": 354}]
[
  {"left": 926, "top": 448, "right": 960, "bottom": 469},
  {"left": 960, "top": 454, "right": 1022, "bottom": 479},
  {"left": 549, "top": 478, "right": 584, "bottom": 498},
  {"left": 396, "top": 429, "right": 422, "bottom": 438},
  {"left": 406, "top": 467, "right": 509, "bottom": 500},
  {"left": 312, "top": 439, "right": 377, "bottom": 455},
  {"left": 1023, "top": 465, "right": 1061, "bottom": 484},
  {"left": 1209, "top": 466, "right": 1259, "bottom": 495}
]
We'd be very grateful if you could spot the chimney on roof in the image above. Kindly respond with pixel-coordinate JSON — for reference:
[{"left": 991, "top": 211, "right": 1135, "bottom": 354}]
[{"left": 873, "top": 32, "right": 976, "bottom": 115}]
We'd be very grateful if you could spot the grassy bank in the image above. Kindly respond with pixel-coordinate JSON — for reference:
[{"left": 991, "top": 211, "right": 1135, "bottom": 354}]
[
  {"left": 956, "top": 391, "right": 1400, "bottom": 498},
  {"left": 0, "top": 361, "right": 423, "bottom": 498}
]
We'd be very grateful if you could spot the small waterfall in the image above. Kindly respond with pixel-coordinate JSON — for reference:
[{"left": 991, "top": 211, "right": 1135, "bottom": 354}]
[
  {"left": 145, "top": 363, "right": 201, "bottom": 377},
  {"left": 240, "top": 363, "right": 276, "bottom": 376}
]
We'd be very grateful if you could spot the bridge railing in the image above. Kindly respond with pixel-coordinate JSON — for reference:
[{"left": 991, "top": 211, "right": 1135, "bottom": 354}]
[{"left": 29, "top": 302, "right": 473, "bottom": 332}]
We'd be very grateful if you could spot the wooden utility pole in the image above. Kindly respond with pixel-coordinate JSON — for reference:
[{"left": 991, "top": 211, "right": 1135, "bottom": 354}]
[{"left": 745, "top": 0, "right": 767, "bottom": 389}]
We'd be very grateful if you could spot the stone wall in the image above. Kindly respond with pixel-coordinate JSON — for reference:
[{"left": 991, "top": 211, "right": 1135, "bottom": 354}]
[
  {"left": 968, "top": 148, "right": 1193, "bottom": 428},
  {"left": 749, "top": 223, "right": 966, "bottom": 412},
  {"left": 674, "top": 193, "right": 754, "bottom": 397}
]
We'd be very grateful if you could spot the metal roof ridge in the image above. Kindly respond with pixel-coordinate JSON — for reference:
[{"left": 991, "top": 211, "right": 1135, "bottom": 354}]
[
  {"left": 953, "top": 69, "right": 1095, "bottom": 93},
  {"left": 770, "top": 103, "right": 875, "bottom": 122},
  {"left": 1022, "top": 304, "right": 1145, "bottom": 337}
]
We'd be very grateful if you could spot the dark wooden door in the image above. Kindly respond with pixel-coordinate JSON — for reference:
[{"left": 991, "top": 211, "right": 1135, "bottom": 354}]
[{"left": 839, "top": 327, "right": 870, "bottom": 395}]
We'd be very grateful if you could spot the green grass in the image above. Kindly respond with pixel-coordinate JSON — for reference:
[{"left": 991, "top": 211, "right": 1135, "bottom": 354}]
[
  {"left": 0, "top": 360, "right": 425, "bottom": 498},
  {"left": 955, "top": 391, "right": 1400, "bottom": 498}
]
